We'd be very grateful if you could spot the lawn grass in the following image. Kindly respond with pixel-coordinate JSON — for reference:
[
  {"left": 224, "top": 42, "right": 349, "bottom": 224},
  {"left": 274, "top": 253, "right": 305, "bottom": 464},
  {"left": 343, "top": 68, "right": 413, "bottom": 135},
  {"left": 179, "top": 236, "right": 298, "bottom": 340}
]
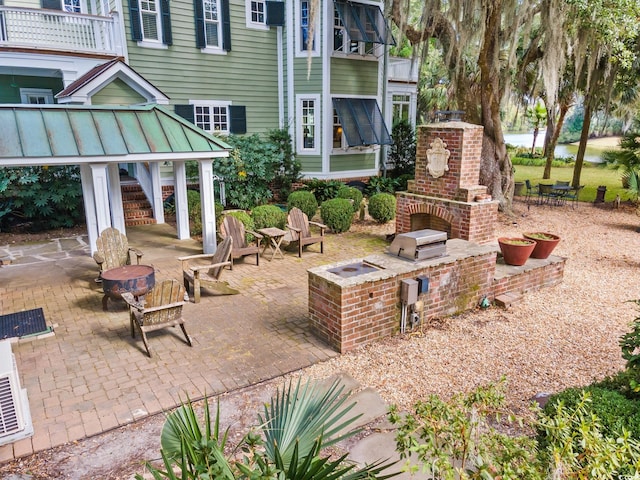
[{"left": 513, "top": 164, "right": 629, "bottom": 203}]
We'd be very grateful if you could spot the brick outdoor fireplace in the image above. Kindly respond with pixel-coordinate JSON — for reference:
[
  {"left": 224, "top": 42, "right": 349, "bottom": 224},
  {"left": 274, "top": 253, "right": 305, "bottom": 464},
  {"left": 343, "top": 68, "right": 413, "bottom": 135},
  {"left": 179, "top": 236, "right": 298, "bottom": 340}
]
[
  {"left": 308, "top": 122, "right": 566, "bottom": 353},
  {"left": 396, "top": 122, "right": 497, "bottom": 243}
]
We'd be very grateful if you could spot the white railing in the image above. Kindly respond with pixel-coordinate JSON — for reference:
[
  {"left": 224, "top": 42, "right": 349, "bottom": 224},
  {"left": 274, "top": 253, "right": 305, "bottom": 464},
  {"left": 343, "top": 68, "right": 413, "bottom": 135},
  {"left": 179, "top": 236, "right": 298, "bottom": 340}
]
[
  {"left": 0, "top": 6, "right": 121, "bottom": 56},
  {"left": 388, "top": 57, "right": 419, "bottom": 83}
]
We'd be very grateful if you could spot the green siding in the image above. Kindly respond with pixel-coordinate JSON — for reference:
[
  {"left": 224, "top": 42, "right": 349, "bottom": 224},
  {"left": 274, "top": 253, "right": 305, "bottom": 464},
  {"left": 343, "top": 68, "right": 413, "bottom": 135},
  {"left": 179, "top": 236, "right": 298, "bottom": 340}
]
[
  {"left": 330, "top": 153, "right": 375, "bottom": 172},
  {"left": 330, "top": 58, "right": 378, "bottom": 96},
  {"left": 293, "top": 57, "right": 323, "bottom": 93},
  {"left": 0, "top": 75, "right": 64, "bottom": 104},
  {"left": 7, "top": 0, "right": 40, "bottom": 8},
  {"left": 300, "top": 155, "right": 322, "bottom": 172},
  {"left": 125, "top": 0, "right": 280, "bottom": 133},
  {"left": 91, "top": 78, "right": 147, "bottom": 105}
]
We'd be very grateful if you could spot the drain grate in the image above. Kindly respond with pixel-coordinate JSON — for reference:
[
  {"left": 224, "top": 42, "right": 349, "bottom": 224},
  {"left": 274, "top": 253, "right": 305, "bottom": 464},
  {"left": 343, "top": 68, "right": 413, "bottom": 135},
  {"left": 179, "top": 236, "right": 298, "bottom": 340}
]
[{"left": 0, "top": 308, "right": 50, "bottom": 339}]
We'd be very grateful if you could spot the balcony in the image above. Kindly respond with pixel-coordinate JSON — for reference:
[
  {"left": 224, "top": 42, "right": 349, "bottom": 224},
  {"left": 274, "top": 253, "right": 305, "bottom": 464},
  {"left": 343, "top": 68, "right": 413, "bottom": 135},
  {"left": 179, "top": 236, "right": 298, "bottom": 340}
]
[
  {"left": 388, "top": 57, "right": 419, "bottom": 83},
  {"left": 0, "top": 6, "right": 122, "bottom": 57}
]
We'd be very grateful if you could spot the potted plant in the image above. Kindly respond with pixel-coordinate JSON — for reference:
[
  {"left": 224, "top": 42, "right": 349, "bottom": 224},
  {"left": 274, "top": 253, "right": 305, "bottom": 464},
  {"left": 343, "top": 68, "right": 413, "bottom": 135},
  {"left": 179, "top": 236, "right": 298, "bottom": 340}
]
[
  {"left": 523, "top": 232, "right": 561, "bottom": 259},
  {"left": 497, "top": 237, "right": 537, "bottom": 266}
]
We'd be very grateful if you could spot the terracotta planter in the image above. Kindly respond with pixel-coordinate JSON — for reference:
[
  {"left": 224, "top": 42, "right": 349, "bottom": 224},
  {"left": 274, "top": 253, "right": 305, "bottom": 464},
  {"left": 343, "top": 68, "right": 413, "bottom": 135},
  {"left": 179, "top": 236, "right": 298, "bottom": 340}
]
[
  {"left": 523, "top": 232, "right": 561, "bottom": 259},
  {"left": 497, "top": 237, "right": 536, "bottom": 266}
]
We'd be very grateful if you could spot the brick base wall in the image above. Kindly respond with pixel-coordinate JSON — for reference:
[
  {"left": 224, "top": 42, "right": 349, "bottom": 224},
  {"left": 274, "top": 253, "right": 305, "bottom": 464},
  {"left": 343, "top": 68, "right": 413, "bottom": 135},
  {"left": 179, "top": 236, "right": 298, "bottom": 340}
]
[{"left": 309, "top": 247, "right": 566, "bottom": 353}]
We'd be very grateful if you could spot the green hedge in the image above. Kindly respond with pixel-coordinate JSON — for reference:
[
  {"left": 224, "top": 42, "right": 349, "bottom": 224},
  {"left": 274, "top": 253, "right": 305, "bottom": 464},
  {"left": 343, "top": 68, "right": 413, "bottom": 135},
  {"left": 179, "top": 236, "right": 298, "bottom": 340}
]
[
  {"left": 251, "top": 204, "right": 286, "bottom": 230},
  {"left": 368, "top": 193, "right": 396, "bottom": 223},
  {"left": 287, "top": 190, "right": 318, "bottom": 219}
]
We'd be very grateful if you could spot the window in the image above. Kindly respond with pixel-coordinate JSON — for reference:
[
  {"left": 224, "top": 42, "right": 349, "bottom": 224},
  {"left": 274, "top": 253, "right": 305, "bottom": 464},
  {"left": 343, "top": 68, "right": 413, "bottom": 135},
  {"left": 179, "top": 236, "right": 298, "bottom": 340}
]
[
  {"left": 296, "top": 0, "right": 317, "bottom": 55},
  {"left": 251, "top": 0, "right": 265, "bottom": 23},
  {"left": 62, "top": 0, "right": 81, "bottom": 13},
  {"left": 333, "top": 109, "right": 344, "bottom": 149},
  {"left": 20, "top": 89, "right": 54, "bottom": 105},
  {"left": 195, "top": 0, "right": 230, "bottom": 52},
  {"left": 296, "top": 95, "right": 320, "bottom": 154},
  {"left": 333, "top": 0, "right": 395, "bottom": 49},
  {"left": 130, "top": 0, "right": 172, "bottom": 47},
  {"left": 333, "top": 5, "right": 374, "bottom": 55},
  {"left": 175, "top": 102, "right": 246, "bottom": 134},
  {"left": 392, "top": 94, "right": 411, "bottom": 123},
  {"left": 140, "top": 0, "right": 161, "bottom": 41},
  {"left": 191, "top": 102, "right": 231, "bottom": 133},
  {"left": 332, "top": 97, "right": 391, "bottom": 147},
  {"left": 203, "top": 0, "right": 220, "bottom": 47}
]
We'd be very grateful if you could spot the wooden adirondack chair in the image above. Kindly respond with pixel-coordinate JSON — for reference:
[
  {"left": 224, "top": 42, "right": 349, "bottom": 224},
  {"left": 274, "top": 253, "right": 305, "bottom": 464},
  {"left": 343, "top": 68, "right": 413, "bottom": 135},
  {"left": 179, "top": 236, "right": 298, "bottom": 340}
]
[
  {"left": 121, "top": 279, "right": 191, "bottom": 357},
  {"left": 220, "top": 215, "right": 263, "bottom": 268},
  {"left": 178, "top": 236, "right": 234, "bottom": 303},
  {"left": 285, "top": 207, "right": 327, "bottom": 257},
  {"left": 93, "top": 227, "right": 143, "bottom": 276}
]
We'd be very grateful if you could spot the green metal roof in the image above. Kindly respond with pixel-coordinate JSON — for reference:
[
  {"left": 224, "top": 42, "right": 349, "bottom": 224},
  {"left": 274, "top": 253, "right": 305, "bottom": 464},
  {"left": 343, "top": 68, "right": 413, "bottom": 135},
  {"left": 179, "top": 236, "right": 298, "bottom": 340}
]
[{"left": 0, "top": 103, "right": 231, "bottom": 166}]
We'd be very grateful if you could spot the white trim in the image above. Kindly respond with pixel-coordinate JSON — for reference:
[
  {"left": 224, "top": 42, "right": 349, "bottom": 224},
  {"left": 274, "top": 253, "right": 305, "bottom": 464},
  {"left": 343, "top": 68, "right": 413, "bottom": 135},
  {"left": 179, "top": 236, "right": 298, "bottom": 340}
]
[
  {"left": 136, "top": 40, "right": 168, "bottom": 49},
  {"left": 300, "top": 168, "right": 379, "bottom": 179},
  {"left": 20, "top": 88, "right": 54, "bottom": 104},
  {"left": 321, "top": 0, "right": 331, "bottom": 173},
  {"left": 296, "top": 94, "right": 321, "bottom": 155},
  {"left": 294, "top": 0, "right": 319, "bottom": 57},
  {"left": 200, "top": 47, "right": 227, "bottom": 55},
  {"left": 55, "top": 61, "right": 170, "bottom": 105},
  {"left": 245, "top": 0, "right": 270, "bottom": 29},
  {"left": 139, "top": 0, "right": 163, "bottom": 43},
  {"left": 0, "top": 151, "right": 229, "bottom": 167}
]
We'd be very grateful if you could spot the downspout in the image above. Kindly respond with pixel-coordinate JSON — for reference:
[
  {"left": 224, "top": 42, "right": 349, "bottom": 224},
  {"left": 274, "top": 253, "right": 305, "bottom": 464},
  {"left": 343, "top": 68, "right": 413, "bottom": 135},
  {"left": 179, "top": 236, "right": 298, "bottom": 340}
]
[
  {"left": 322, "top": 0, "right": 331, "bottom": 176},
  {"left": 286, "top": 0, "right": 294, "bottom": 149},
  {"left": 380, "top": 35, "right": 389, "bottom": 177},
  {"left": 277, "top": 25, "right": 284, "bottom": 128}
]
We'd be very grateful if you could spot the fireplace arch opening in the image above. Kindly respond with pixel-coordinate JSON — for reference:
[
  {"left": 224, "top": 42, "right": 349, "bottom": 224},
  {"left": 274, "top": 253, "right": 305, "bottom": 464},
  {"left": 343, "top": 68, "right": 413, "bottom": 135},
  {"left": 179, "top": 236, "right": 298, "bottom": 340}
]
[{"left": 410, "top": 213, "right": 451, "bottom": 238}]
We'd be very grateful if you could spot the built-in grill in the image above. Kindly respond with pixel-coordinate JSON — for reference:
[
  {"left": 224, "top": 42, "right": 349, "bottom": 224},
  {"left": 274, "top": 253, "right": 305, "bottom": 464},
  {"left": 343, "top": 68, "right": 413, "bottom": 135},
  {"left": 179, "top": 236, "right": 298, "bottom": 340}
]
[{"left": 387, "top": 229, "right": 447, "bottom": 261}]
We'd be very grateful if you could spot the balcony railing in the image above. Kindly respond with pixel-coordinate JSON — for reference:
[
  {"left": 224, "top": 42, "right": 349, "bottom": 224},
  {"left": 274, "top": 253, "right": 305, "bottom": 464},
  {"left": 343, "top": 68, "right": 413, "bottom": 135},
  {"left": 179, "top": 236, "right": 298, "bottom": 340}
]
[
  {"left": 388, "top": 57, "right": 419, "bottom": 83},
  {"left": 0, "top": 6, "right": 122, "bottom": 56}
]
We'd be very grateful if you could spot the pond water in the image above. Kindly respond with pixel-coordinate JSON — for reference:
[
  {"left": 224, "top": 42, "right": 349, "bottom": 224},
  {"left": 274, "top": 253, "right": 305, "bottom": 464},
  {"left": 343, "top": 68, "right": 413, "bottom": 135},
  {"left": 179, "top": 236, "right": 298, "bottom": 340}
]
[{"left": 504, "top": 132, "right": 604, "bottom": 164}]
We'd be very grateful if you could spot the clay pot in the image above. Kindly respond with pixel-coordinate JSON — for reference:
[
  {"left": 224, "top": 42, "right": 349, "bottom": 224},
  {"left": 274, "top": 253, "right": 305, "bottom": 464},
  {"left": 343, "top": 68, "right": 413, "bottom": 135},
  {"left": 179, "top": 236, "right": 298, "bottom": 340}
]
[
  {"left": 523, "top": 232, "right": 561, "bottom": 259},
  {"left": 497, "top": 237, "right": 537, "bottom": 266}
]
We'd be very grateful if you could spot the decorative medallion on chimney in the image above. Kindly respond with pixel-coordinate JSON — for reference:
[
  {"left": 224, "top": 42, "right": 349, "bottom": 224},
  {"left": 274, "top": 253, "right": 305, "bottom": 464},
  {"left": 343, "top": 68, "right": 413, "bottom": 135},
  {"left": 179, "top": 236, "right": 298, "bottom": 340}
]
[{"left": 426, "top": 137, "right": 450, "bottom": 178}]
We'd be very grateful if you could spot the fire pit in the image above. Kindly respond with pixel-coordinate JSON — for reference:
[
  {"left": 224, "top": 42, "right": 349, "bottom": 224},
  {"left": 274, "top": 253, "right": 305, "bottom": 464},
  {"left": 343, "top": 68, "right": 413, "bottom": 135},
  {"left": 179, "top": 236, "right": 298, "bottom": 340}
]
[{"left": 101, "top": 265, "right": 155, "bottom": 311}]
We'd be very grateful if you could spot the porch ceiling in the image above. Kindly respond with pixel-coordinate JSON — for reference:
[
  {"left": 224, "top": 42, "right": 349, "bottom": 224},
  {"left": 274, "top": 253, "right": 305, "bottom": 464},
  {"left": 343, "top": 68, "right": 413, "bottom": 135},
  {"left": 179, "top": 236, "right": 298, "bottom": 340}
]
[{"left": 0, "top": 103, "right": 231, "bottom": 166}]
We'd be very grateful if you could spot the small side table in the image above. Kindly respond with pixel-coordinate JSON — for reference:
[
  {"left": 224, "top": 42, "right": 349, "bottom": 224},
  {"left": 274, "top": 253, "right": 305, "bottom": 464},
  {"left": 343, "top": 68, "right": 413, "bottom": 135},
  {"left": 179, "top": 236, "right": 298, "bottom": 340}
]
[{"left": 258, "top": 227, "right": 287, "bottom": 261}]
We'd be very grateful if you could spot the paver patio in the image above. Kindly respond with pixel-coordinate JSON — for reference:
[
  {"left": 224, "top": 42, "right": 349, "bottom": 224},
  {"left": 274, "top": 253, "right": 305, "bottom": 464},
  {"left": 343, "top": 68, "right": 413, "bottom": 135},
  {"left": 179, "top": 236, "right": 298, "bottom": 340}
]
[{"left": 0, "top": 223, "right": 391, "bottom": 461}]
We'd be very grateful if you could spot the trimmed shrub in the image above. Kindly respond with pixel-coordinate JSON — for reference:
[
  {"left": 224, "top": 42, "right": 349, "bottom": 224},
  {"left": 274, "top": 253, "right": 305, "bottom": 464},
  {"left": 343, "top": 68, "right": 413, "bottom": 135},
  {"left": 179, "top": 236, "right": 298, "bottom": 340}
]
[
  {"left": 287, "top": 190, "right": 318, "bottom": 219},
  {"left": 320, "top": 198, "right": 353, "bottom": 233},
  {"left": 337, "top": 186, "right": 363, "bottom": 214},
  {"left": 368, "top": 193, "right": 396, "bottom": 223},
  {"left": 251, "top": 204, "right": 286, "bottom": 230}
]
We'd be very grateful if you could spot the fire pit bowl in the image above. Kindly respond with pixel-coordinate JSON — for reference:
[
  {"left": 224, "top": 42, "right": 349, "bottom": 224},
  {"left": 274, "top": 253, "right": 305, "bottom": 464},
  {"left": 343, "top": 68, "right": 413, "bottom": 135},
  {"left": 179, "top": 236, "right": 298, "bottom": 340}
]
[{"left": 101, "top": 265, "right": 155, "bottom": 310}]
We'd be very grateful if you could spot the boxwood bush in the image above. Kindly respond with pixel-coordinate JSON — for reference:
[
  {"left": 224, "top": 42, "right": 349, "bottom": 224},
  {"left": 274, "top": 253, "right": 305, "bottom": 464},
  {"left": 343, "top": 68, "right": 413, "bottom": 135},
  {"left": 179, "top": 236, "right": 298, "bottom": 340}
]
[
  {"left": 320, "top": 198, "right": 353, "bottom": 233},
  {"left": 368, "top": 193, "right": 396, "bottom": 223},
  {"left": 287, "top": 190, "right": 318, "bottom": 219},
  {"left": 337, "top": 186, "right": 363, "bottom": 214},
  {"left": 251, "top": 204, "right": 286, "bottom": 230}
]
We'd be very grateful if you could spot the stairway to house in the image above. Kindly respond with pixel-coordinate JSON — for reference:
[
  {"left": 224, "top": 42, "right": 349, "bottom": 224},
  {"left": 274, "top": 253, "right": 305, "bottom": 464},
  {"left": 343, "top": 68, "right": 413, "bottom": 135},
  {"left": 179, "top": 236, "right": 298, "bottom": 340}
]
[{"left": 121, "top": 180, "right": 157, "bottom": 227}]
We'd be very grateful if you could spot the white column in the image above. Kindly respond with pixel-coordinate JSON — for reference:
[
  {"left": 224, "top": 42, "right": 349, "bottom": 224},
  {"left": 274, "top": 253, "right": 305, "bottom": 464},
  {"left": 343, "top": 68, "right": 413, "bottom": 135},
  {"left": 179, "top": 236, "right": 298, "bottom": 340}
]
[
  {"left": 149, "top": 161, "right": 165, "bottom": 224},
  {"left": 90, "top": 163, "right": 112, "bottom": 237},
  {"left": 107, "top": 163, "right": 126, "bottom": 234},
  {"left": 198, "top": 160, "right": 217, "bottom": 254},
  {"left": 80, "top": 164, "right": 99, "bottom": 255},
  {"left": 173, "top": 160, "right": 190, "bottom": 239}
]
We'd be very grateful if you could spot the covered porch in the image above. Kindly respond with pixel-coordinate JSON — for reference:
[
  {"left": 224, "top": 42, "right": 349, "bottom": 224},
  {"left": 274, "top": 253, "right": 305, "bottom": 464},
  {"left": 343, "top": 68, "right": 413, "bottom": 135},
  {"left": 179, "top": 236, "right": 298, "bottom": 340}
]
[{"left": 0, "top": 103, "right": 230, "bottom": 254}]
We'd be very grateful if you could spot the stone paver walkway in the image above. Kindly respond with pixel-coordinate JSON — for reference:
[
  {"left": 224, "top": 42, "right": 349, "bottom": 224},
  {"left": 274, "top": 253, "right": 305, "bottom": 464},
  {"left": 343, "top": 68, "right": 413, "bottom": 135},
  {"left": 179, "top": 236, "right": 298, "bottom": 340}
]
[{"left": 0, "top": 223, "right": 391, "bottom": 462}]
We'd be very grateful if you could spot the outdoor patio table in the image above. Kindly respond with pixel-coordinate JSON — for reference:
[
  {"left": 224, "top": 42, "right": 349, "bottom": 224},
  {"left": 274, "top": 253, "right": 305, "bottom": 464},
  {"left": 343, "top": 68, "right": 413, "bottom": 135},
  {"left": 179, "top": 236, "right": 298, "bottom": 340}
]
[
  {"left": 551, "top": 185, "right": 571, "bottom": 205},
  {"left": 101, "top": 264, "right": 155, "bottom": 311},
  {"left": 258, "top": 227, "right": 287, "bottom": 261}
]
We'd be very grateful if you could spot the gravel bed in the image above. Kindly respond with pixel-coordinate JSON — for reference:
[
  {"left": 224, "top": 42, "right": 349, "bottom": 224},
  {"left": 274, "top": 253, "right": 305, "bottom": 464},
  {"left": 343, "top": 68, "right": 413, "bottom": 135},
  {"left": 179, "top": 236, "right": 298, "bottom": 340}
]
[{"left": 299, "top": 201, "right": 640, "bottom": 414}]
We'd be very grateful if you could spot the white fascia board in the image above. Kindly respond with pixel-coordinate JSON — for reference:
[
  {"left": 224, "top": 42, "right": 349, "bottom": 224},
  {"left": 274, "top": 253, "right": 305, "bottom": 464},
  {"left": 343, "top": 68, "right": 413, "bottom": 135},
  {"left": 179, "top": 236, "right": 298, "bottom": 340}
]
[{"left": 0, "top": 151, "right": 229, "bottom": 167}]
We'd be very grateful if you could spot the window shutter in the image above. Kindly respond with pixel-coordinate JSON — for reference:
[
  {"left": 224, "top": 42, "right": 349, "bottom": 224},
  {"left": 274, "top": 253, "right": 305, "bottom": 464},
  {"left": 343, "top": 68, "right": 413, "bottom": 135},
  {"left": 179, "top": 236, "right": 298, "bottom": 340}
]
[
  {"left": 174, "top": 105, "right": 195, "bottom": 124},
  {"left": 266, "top": 1, "right": 285, "bottom": 26},
  {"left": 229, "top": 106, "right": 246, "bottom": 134},
  {"left": 220, "top": 0, "right": 231, "bottom": 51},
  {"left": 160, "top": 0, "right": 172, "bottom": 45},
  {"left": 41, "top": 0, "right": 61, "bottom": 10},
  {"left": 193, "top": 0, "right": 205, "bottom": 48},
  {"left": 129, "top": 0, "right": 143, "bottom": 41}
]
